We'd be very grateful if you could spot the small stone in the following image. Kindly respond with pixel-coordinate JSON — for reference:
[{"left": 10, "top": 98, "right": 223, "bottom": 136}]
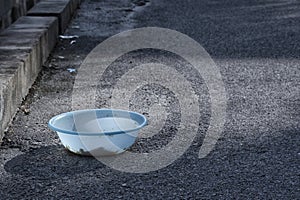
[
  {"left": 24, "top": 108, "right": 30, "bottom": 115},
  {"left": 32, "top": 141, "right": 41, "bottom": 145},
  {"left": 20, "top": 105, "right": 30, "bottom": 115}
]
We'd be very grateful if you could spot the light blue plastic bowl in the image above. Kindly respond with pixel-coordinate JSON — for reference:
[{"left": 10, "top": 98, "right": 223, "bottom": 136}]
[{"left": 48, "top": 109, "right": 147, "bottom": 156}]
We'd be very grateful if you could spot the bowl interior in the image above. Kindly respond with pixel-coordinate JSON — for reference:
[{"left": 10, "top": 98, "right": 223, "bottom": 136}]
[{"left": 49, "top": 109, "right": 147, "bottom": 135}]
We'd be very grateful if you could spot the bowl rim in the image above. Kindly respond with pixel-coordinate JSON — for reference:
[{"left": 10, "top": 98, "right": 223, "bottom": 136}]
[{"left": 48, "top": 109, "right": 147, "bottom": 136}]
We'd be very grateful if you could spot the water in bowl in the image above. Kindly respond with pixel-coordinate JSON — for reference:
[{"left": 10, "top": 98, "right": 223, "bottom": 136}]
[{"left": 75, "top": 117, "right": 140, "bottom": 134}]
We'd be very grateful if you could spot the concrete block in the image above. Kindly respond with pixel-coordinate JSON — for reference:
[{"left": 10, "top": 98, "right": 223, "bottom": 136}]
[
  {"left": 0, "top": 30, "right": 43, "bottom": 77},
  {"left": 0, "top": 0, "right": 13, "bottom": 16},
  {"left": 0, "top": 49, "right": 34, "bottom": 97},
  {"left": 27, "top": 0, "right": 73, "bottom": 33},
  {"left": 26, "top": 0, "right": 40, "bottom": 10},
  {"left": 0, "top": 62, "right": 23, "bottom": 140},
  {"left": 8, "top": 16, "right": 59, "bottom": 62},
  {"left": 11, "top": 0, "right": 27, "bottom": 22},
  {"left": 0, "top": 9, "right": 12, "bottom": 29},
  {"left": 0, "top": 31, "right": 42, "bottom": 93}
]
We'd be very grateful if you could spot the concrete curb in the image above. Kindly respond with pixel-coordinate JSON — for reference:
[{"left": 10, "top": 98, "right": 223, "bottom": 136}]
[
  {"left": 0, "top": 0, "right": 40, "bottom": 30},
  {"left": 0, "top": 0, "right": 81, "bottom": 141},
  {"left": 27, "top": 0, "right": 79, "bottom": 34}
]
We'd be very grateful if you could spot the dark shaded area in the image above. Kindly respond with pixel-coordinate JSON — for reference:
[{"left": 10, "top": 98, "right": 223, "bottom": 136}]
[
  {"left": 2, "top": 131, "right": 299, "bottom": 199},
  {"left": 4, "top": 145, "right": 104, "bottom": 178},
  {"left": 135, "top": 0, "right": 300, "bottom": 59}
]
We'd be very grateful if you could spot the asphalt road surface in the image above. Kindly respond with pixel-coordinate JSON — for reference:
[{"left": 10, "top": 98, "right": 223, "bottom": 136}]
[{"left": 0, "top": 0, "right": 299, "bottom": 199}]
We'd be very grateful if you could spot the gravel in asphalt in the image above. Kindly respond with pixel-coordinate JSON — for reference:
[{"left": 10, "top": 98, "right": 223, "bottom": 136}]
[{"left": 0, "top": 0, "right": 299, "bottom": 199}]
